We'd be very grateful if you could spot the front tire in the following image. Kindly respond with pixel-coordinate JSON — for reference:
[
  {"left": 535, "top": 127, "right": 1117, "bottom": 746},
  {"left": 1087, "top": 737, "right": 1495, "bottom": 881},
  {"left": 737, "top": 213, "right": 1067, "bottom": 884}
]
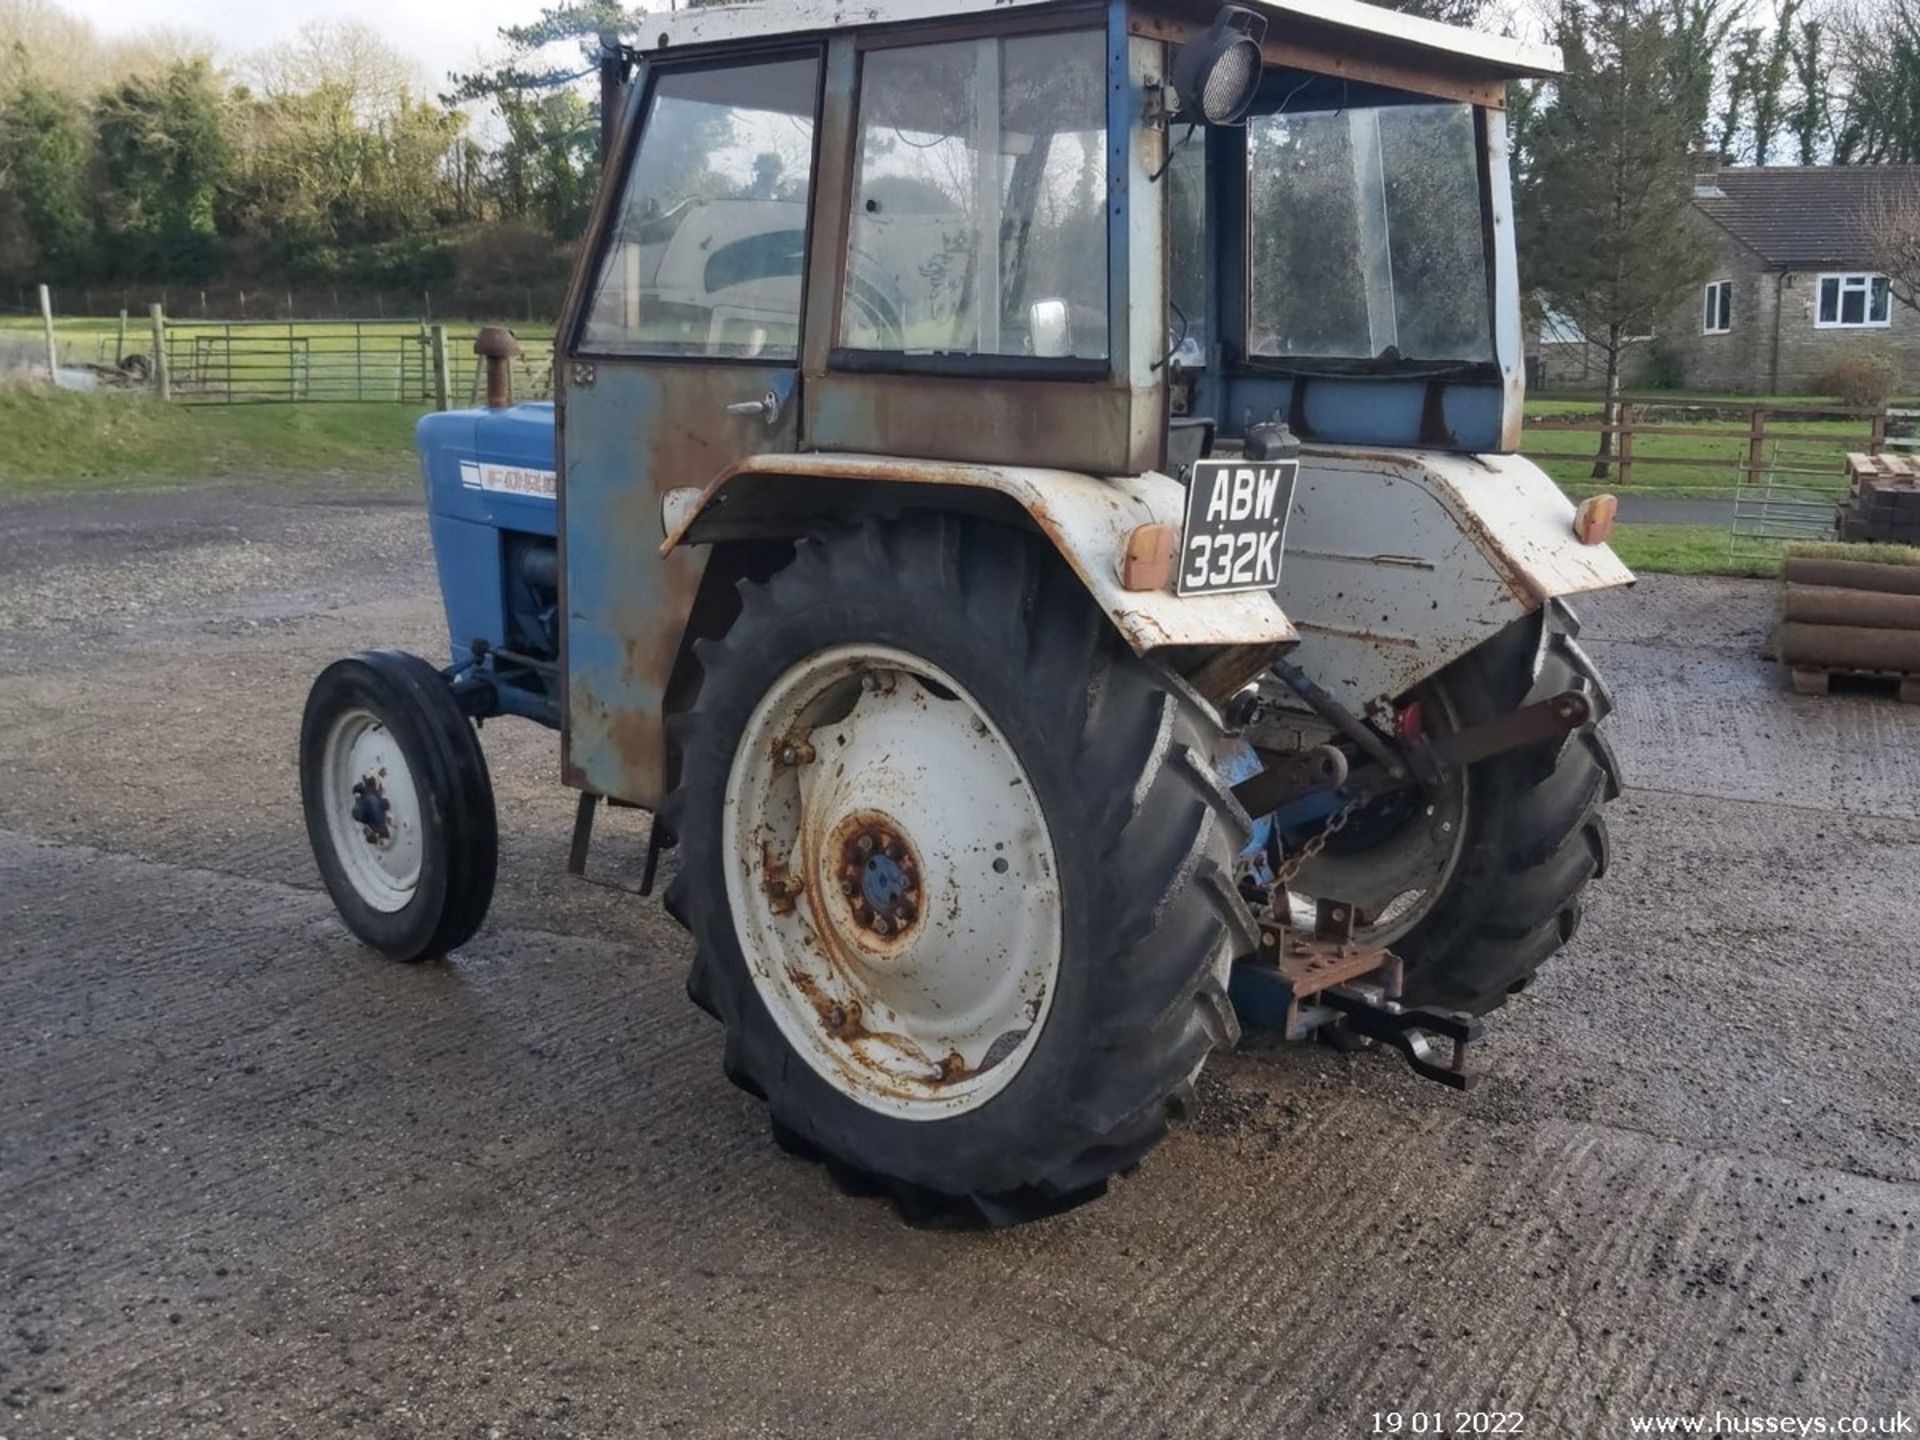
[
  {"left": 663, "top": 517, "right": 1256, "bottom": 1225},
  {"left": 300, "top": 650, "right": 498, "bottom": 962}
]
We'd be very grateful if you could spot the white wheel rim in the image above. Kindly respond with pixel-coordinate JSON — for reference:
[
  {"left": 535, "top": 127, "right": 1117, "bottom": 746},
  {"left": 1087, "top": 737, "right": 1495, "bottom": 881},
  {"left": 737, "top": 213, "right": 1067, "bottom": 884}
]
[
  {"left": 320, "top": 707, "right": 424, "bottom": 913},
  {"left": 1288, "top": 689, "right": 1469, "bottom": 945},
  {"left": 722, "top": 645, "right": 1062, "bottom": 1119}
]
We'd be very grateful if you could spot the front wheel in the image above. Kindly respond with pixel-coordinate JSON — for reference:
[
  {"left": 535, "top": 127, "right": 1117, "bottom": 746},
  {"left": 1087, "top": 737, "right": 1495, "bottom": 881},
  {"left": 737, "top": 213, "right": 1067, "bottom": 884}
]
[
  {"left": 300, "top": 650, "right": 497, "bottom": 961},
  {"left": 663, "top": 517, "right": 1256, "bottom": 1225}
]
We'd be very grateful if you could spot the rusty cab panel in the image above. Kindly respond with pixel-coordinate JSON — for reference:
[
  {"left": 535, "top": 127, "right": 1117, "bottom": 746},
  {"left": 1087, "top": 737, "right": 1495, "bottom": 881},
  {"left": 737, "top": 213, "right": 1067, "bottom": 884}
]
[
  {"left": 558, "top": 47, "right": 825, "bottom": 806},
  {"left": 557, "top": 1, "right": 1164, "bottom": 808}
]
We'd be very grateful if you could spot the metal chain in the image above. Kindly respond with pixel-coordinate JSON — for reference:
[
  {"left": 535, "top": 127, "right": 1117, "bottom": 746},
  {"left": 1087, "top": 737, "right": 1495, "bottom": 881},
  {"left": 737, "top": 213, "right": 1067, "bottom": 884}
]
[{"left": 1270, "top": 796, "right": 1363, "bottom": 890}]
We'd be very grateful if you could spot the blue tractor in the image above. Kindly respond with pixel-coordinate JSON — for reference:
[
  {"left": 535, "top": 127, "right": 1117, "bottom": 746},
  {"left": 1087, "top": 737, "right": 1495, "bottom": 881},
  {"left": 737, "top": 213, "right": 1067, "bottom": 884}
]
[{"left": 301, "top": 0, "right": 1629, "bottom": 1224}]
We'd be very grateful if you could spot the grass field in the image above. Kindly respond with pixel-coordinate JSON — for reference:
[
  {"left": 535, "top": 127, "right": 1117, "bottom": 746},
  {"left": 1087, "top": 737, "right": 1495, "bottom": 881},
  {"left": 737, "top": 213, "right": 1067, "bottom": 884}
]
[
  {"left": 1606, "top": 523, "right": 1782, "bottom": 576},
  {"left": 0, "top": 388, "right": 429, "bottom": 490}
]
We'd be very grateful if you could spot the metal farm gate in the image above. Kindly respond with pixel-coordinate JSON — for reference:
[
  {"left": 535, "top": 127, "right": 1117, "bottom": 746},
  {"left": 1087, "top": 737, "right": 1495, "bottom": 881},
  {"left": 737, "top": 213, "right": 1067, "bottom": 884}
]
[{"left": 158, "top": 319, "right": 554, "bottom": 407}]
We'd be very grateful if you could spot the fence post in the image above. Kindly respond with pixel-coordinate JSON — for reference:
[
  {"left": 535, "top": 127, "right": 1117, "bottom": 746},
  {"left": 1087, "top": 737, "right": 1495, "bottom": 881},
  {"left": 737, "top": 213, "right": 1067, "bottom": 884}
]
[
  {"left": 149, "top": 303, "right": 170, "bottom": 401},
  {"left": 38, "top": 284, "right": 57, "bottom": 381},
  {"left": 1870, "top": 407, "right": 1888, "bottom": 455},
  {"left": 1746, "top": 405, "right": 1766, "bottom": 481},
  {"left": 430, "top": 324, "right": 451, "bottom": 411},
  {"left": 1615, "top": 400, "right": 1635, "bottom": 487},
  {"left": 115, "top": 309, "right": 128, "bottom": 366}
]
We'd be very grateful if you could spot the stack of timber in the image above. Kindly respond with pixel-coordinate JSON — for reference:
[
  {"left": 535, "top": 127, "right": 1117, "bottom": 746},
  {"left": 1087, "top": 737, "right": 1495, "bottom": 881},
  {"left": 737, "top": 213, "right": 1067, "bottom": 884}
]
[
  {"left": 1776, "top": 544, "right": 1920, "bottom": 701},
  {"left": 1839, "top": 453, "right": 1920, "bottom": 543}
]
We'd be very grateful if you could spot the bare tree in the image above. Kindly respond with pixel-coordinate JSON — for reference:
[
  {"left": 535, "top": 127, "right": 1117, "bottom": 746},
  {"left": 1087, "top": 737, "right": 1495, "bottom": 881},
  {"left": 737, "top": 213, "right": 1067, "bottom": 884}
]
[
  {"left": 0, "top": 0, "right": 214, "bottom": 104},
  {"left": 1865, "top": 183, "right": 1920, "bottom": 308},
  {"left": 248, "top": 21, "right": 424, "bottom": 119}
]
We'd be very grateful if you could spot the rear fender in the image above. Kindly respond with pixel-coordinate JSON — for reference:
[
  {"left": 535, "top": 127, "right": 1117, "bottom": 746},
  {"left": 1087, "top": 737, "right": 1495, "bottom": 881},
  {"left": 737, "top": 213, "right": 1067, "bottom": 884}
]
[
  {"left": 662, "top": 452, "right": 1298, "bottom": 655},
  {"left": 1278, "top": 448, "right": 1634, "bottom": 711}
]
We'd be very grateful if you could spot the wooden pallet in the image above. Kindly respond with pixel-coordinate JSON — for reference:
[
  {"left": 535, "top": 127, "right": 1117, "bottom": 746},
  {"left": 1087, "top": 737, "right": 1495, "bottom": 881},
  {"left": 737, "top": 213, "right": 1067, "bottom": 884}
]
[
  {"left": 1846, "top": 451, "right": 1920, "bottom": 486},
  {"left": 1789, "top": 664, "right": 1920, "bottom": 702}
]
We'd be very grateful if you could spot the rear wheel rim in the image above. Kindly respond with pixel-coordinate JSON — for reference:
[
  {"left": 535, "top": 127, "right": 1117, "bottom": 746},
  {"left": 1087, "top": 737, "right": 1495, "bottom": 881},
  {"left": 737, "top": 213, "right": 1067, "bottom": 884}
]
[
  {"left": 320, "top": 707, "right": 424, "bottom": 913},
  {"left": 1287, "top": 686, "right": 1469, "bottom": 947},
  {"left": 722, "top": 644, "right": 1062, "bottom": 1119}
]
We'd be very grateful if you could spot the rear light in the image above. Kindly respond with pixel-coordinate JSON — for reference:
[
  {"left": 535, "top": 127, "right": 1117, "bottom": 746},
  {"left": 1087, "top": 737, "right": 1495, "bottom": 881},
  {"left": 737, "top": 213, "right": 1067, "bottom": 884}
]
[
  {"left": 1119, "top": 522, "right": 1179, "bottom": 591},
  {"left": 1574, "top": 494, "right": 1618, "bottom": 545}
]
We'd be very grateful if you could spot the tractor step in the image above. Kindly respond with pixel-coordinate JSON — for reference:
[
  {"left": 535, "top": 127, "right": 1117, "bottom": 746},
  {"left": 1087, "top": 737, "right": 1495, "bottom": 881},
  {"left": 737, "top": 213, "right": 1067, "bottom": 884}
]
[
  {"left": 1229, "top": 903, "right": 1482, "bottom": 1091},
  {"left": 566, "top": 790, "right": 668, "bottom": 897}
]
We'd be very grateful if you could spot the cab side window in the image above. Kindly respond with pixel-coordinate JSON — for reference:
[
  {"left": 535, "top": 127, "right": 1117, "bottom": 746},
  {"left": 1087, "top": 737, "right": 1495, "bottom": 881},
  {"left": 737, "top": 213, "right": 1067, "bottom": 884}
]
[
  {"left": 839, "top": 29, "right": 1109, "bottom": 360},
  {"left": 581, "top": 55, "right": 820, "bottom": 360}
]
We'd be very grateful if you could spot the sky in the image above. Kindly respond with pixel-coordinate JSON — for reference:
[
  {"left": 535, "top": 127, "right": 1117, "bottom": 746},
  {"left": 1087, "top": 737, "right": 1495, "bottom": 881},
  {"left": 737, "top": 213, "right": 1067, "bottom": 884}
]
[{"left": 55, "top": 0, "right": 562, "bottom": 95}]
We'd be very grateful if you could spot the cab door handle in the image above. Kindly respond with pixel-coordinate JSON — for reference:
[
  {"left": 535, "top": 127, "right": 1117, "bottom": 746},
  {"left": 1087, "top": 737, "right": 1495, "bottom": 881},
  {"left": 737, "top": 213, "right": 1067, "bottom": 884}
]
[{"left": 725, "top": 392, "right": 779, "bottom": 423}]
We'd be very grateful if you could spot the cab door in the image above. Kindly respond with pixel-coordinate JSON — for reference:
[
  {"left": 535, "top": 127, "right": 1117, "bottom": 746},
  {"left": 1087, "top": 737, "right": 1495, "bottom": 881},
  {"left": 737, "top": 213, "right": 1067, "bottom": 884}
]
[{"left": 559, "top": 49, "right": 823, "bottom": 807}]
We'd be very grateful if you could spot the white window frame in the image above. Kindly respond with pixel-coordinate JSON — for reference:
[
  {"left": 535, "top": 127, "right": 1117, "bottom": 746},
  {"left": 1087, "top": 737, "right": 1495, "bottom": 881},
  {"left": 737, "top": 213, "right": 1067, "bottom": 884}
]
[
  {"left": 1703, "top": 279, "right": 1733, "bottom": 334},
  {"left": 1815, "top": 272, "right": 1892, "bottom": 329}
]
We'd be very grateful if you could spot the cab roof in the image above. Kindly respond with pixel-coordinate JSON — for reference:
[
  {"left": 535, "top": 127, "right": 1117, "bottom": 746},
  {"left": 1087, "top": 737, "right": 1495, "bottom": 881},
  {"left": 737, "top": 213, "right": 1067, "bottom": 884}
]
[{"left": 630, "top": 0, "right": 1562, "bottom": 82}]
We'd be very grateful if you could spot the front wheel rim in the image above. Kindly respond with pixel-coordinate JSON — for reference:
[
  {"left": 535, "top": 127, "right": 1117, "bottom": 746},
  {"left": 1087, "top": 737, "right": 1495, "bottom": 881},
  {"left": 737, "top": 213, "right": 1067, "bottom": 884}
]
[
  {"left": 320, "top": 707, "right": 424, "bottom": 913},
  {"left": 722, "top": 645, "right": 1063, "bottom": 1120}
]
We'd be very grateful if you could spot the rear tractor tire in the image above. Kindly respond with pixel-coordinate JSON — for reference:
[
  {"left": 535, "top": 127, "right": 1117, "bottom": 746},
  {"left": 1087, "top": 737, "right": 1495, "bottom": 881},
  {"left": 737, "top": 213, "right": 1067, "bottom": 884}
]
[
  {"left": 662, "top": 516, "right": 1257, "bottom": 1226},
  {"left": 300, "top": 650, "right": 498, "bottom": 962},
  {"left": 1292, "top": 614, "right": 1619, "bottom": 1014}
]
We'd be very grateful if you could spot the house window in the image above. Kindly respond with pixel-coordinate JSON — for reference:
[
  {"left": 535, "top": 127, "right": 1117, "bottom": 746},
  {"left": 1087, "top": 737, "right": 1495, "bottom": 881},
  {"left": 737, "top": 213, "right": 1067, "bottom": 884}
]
[
  {"left": 1703, "top": 279, "right": 1732, "bottom": 334},
  {"left": 1816, "top": 273, "right": 1892, "bottom": 328}
]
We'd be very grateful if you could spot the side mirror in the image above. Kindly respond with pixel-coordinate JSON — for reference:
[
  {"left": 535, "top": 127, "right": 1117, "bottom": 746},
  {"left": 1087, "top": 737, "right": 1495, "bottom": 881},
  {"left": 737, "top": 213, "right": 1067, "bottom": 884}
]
[{"left": 1029, "top": 299, "right": 1071, "bottom": 359}]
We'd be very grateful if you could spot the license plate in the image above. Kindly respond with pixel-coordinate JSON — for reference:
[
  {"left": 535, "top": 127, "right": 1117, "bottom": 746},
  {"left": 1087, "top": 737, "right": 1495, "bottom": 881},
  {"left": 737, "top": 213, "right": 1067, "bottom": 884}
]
[{"left": 1176, "top": 459, "right": 1297, "bottom": 596}]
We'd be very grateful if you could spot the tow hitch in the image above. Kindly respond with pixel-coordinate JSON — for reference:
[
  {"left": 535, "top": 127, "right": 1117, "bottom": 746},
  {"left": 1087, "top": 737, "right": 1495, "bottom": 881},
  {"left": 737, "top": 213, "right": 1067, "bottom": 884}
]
[{"left": 1230, "top": 903, "right": 1482, "bottom": 1090}]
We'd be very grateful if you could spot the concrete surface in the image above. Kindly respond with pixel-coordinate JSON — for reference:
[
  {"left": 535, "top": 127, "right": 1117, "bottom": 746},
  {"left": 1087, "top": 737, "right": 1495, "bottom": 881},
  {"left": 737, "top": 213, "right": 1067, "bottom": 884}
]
[{"left": 4, "top": 476, "right": 1920, "bottom": 1438}]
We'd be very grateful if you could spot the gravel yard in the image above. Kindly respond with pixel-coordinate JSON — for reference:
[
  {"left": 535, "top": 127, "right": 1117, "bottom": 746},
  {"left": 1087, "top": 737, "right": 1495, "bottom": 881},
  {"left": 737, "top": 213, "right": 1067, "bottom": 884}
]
[{"left": 3, "top": 474, "right": 1919, "bottom": 1438}]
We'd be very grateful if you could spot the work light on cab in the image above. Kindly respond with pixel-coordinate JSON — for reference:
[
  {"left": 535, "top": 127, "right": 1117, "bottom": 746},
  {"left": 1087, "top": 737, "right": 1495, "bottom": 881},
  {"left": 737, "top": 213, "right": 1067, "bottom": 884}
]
[{"left": 1171, "top": 5, "right": 1266, "bottom": 125}]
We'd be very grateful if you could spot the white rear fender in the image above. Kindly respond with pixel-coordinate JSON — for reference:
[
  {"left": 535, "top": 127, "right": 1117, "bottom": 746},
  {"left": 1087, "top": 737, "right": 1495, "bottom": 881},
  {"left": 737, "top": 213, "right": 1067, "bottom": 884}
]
[
  {"left": 662, "top": 451, "right": 1298, "bottom": 654},
  {"left": 1278, "top": 448, "right": 1634, "bottom": 711}
]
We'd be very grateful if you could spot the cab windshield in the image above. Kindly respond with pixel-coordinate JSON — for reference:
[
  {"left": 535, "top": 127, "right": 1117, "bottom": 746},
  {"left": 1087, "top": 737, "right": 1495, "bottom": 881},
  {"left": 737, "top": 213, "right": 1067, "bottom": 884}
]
[{"left": 1246, "top": 101, "right": 1492, "bottom": 364}]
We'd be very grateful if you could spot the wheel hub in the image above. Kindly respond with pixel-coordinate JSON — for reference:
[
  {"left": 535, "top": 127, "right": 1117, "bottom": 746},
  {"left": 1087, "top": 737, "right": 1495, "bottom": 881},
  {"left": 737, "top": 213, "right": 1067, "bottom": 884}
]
[
  {"left": 319, "top": 708, "right": 423, "bottom": 914},
  {"left": 350, "top": 774, "right": 392, "bottom": 842},
  {"left": 838, "top": 818, "right": 921, "bottom": 939}
]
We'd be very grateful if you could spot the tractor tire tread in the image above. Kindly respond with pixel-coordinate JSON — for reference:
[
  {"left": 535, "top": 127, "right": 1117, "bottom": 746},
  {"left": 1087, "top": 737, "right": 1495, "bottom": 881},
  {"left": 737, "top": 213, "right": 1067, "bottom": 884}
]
[{"left": 660, "top": 514, "right": 1254, "bottom": 1226}]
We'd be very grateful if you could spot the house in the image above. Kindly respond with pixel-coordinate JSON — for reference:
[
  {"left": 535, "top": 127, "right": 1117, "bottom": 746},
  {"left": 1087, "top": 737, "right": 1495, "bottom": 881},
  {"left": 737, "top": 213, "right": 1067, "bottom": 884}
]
[{"left": 1535, "top": 162, "right": 1920, "bottom": 394}]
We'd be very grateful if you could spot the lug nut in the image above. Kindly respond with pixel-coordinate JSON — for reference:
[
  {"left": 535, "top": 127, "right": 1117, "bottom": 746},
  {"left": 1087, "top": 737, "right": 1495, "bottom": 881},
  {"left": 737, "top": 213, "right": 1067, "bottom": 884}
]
[
  {"left": 856, "top": 834, "right": 875, "bottom": 855},
  {"left": 872, "top": 914, "right": 893, "bottom": 936},
  {"left": 840, "top": 878, "right": 855, "bottom": 895}
]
